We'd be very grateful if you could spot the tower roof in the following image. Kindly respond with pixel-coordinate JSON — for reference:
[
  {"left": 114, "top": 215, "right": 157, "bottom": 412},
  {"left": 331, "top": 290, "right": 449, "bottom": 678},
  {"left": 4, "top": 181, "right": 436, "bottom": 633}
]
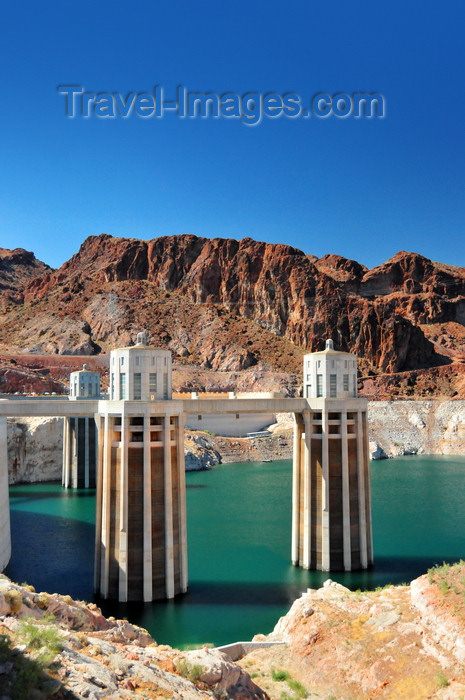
[{"left": 304, "top": 339, "right": 355, "bottom": 357}]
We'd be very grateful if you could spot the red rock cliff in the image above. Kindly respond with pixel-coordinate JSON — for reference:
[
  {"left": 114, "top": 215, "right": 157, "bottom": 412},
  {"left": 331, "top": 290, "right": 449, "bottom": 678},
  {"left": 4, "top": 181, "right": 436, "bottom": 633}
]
[{"left": 5, "top": 234, "right": 465, "bottom": 381}]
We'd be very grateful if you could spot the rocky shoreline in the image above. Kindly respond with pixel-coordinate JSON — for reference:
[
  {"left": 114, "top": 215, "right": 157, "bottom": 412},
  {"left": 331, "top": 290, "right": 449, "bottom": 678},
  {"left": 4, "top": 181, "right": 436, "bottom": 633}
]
[
  {"left": 2, "top": 562, "right": 465, "bottom": 699},
  {"left": 368, "top": 399, "right": 465, "bottom": 459},
  {"left": 0, "top": 574, "right": 267, "bottom": 699}
]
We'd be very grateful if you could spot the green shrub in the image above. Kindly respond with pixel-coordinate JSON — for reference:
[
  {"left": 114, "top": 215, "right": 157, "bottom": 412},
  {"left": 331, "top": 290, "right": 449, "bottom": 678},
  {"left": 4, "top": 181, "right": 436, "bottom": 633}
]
[
  {"left": 271, "top": 668, "right": 291, "bottom": 682},
  {"left": 287, "top": 677, "right": 308, "bottom": 697},
  {"left": 436, "top": 672, "right": 450, "bottom": 688},
  {"left": 17, "top": 618, "right": 62, "bottom": 667},
  {"left": 0, "top": 631, "right": 60, "bottom": 700},
  {"left": 36, "top": 592, "right": 51, "bottom": 609},
  {"left": 175, "top": 658, "right": 204, "bottom": 683}
]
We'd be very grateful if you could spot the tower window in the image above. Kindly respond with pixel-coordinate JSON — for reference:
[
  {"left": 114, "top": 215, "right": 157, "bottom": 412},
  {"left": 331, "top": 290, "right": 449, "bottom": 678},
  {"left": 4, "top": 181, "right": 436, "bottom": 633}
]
[
  {"left": 120, "top": 373, "right": 126, "bottom": 400},
  {"left": 133, "top": 373, "right": 141, "bottom": 400},
  {"left": 343, "top": 374, "right": 349, "bottom": 392},
  {"left": 316, "top": 374, "right": 323, "bottom": 397},
  {"left": 330, "top": 374, "right": 337, "bottom": 397},
  {"left": 149, "top": 373, "right": 157, "bottom": 395}
]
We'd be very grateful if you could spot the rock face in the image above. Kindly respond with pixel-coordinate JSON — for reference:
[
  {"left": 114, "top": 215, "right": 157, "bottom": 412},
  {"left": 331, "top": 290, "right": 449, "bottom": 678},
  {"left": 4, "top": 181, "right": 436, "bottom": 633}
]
[
  {"left": 0, "top": 575, "right": 269, "bottom": 699},
  {"left": 184, "top": 433, "right": 222, "bottom": 470},
  {"left": 243, "top": 564, "right": 465, "bottom": 698},
  {"left": 5, "top": 235, "right": 465, "bottom": 393},
  {"left": 368, "top": 441, "right": 388, "bottom": 460},
  {"left": 0, "top": 248, "right": 51, "bottom": 299},
  {"left": 368, "top": 399, "right": 465, "bottom": 457},
  {"left": 7, "top": 417, "right": 63, "bottom": 483}
]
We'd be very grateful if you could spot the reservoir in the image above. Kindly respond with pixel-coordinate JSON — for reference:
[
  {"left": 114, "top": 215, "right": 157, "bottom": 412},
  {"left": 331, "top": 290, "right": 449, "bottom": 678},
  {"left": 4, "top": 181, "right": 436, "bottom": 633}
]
[{"left": 5, "top": 455, "right": 465, "bottom": 648}]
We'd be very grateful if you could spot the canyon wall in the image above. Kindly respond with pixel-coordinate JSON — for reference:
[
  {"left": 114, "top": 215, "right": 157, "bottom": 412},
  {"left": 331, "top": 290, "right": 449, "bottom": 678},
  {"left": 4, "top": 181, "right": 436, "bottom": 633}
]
[
  {"left": 368, "top": 400, "right": 465, "bottom": 458},
  {"left": 7, "top": 417, "right": 63, "bottom": 484}
]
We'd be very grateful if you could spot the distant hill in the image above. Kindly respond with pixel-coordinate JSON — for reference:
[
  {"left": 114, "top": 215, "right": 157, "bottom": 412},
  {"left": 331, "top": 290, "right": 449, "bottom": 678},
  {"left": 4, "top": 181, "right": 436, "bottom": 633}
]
[{"left": 2, "top": 233, "right": 465, "bottom": 398}]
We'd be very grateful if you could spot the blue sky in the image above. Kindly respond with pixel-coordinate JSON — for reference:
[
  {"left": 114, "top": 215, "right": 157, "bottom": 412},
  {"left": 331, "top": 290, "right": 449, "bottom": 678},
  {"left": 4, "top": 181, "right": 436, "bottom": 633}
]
[{"left": 1, "top": 0, "right": 464, "bottom": 270}]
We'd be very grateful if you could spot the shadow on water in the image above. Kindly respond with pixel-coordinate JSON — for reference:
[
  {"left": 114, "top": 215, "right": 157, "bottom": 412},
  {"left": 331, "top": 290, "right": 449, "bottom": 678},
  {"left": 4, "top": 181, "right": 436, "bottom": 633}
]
[
  {"left": 9, "top": 491, "right": 94, "bottom": 507},
  {"left": 5, "top": 510, "right": 95, "bottom": 601}
]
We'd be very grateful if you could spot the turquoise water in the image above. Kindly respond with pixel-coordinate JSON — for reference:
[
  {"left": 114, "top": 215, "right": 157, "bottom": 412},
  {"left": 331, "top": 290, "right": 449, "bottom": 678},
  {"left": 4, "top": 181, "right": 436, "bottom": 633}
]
[{"left": 6, "top": 455, "right": 465, "bottom": 647}]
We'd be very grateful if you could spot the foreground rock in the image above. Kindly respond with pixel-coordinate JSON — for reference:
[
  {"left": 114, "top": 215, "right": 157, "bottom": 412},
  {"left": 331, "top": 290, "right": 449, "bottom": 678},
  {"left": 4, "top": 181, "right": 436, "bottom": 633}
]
[
  {"left": 0, "top": 575, "right": 268, "bottom": 699},
  {"left": 2, "top": 565, "right": 465, "bottom": 699},
  {"left": 242, "top": 564, "right": 465, "bottom": 699}
]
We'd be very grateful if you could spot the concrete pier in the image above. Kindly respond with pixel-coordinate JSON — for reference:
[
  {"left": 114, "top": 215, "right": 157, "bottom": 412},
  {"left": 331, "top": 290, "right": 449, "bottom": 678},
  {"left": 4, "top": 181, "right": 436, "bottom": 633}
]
[{"left": 62, "top": 417, "right": 97, "bottom": 488}]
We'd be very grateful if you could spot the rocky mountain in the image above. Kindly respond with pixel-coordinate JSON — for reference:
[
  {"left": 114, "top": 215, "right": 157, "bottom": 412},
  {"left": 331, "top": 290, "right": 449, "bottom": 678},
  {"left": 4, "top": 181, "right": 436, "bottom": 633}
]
[{"left": 2, "top": 234, "right": 465, "bottom": 397}]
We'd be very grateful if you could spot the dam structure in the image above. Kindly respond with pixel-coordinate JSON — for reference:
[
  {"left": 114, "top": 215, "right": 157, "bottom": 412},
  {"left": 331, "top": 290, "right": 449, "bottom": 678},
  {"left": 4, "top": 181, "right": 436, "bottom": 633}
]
[
  {"left": 0, "top": 336, "right": 372, "bottom": 601},
  {"left": 62, "top": 365, "right": 100, "bottom": 489}
]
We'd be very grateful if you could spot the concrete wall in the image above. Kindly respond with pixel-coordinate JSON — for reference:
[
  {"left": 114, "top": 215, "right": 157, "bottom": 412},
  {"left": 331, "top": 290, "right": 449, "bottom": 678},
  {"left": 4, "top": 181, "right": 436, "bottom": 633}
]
[
  {"left": 185, "top": 412, "right": 276, "bottom": 437},
  {"left": 0, "top": 417, "right": 11, "bottom": 572}
]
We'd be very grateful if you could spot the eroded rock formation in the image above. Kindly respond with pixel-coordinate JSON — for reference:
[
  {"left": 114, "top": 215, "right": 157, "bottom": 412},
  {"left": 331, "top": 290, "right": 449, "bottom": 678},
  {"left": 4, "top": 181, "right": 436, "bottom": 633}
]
[
  {"left": 245, "top": 564, "right": 465, "bottom": 698},
  {"left": 0, "top": 576, "right": 268, "bottom": 699},
  {"left": 7, "top": 417, "right": 63, "bottom": 483}
]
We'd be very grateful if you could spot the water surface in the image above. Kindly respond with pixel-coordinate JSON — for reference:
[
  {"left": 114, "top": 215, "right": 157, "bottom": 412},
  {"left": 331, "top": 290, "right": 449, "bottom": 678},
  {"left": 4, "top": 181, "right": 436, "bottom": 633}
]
[{"left": 6, "top": 455, "right": 465, "bottom": 647}]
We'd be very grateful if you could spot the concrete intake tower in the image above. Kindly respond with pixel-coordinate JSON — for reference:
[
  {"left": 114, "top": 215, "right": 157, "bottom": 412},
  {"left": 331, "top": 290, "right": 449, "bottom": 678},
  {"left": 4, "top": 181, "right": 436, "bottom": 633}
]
[
  {"left": 292, "top": 339, "right": 373, "bottom": 572},
  {"left": 94, "top": 332, "right": 188, "bottom": 602}
]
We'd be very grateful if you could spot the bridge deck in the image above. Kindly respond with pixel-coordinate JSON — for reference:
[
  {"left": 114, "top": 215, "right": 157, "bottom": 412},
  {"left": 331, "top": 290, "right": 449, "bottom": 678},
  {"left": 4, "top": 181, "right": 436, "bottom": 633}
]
[{"left": 0, "top": 396, "right": 365, "bottom": 418}]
